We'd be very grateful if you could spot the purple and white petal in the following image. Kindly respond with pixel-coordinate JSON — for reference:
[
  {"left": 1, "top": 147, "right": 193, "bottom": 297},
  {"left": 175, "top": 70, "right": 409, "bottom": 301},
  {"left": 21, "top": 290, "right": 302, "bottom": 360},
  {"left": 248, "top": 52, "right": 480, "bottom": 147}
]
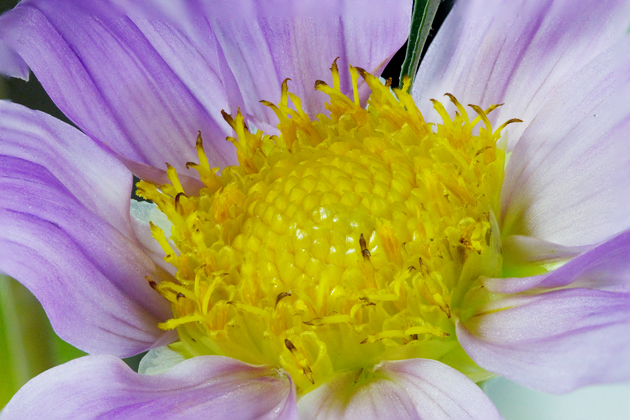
[
  {"left": 103, "top": 0, "right": 411, "bottom": 121},
  {"left": 0, "top": 0, "right": 237, "bottom": 173},
  {"left": 0, "top": 0, "right": 410, "bottom": 174},
  {"left": 297, "top": 359, "right": 500, "bottom": 420},
  {"left": 486, "top": 230, "right": 630, "bottom": 294},
  {"left": 502, "top": 235, "right": 592, "bottom": 268},
  {"left": 499, "top": 37, "right": 630, "bottom": 246},
  {"left": 0, "top": 103, "right": 174, "bottom": 357},
  {"left": 413, "top": 0, "right": 630, "bottom": 149},
  {"left": 198, "top": 0, "right": 411, "bottom": 123},
  {"left": 1, "top": 355, "right": 297, "bottom": 420},
  {"left": 458, "top": 287, "right": 630, "bottom": 393},
  {"left": 0, "top": 101, "right": 134, "bottom": 239}
]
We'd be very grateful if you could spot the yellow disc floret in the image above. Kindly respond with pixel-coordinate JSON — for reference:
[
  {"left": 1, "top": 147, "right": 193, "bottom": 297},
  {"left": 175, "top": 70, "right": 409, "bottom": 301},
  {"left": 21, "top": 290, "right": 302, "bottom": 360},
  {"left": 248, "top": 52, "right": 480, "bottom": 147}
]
[{"left": 137, "top": 61, "right": 520, "bottom": 394}]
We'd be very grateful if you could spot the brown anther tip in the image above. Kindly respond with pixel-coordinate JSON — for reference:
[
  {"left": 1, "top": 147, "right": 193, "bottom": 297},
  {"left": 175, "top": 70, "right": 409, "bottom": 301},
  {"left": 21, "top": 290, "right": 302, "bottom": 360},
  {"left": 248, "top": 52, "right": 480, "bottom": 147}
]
[
  {"left": 360, "top": 338, "right": 369, "bottom": 344},
  {"left": 330, "top": 57, "right": 340, "bottom": 69},
  {"left": 385, "top": 77, "right": 393, "bottom": 88},
  {"left": 359, "top": 233, "right": 371, "bottom": 260},
  {"left": 444, "top": 93, "right": 456, "bottom": 100},
  {"left": 275, "top": 291, "right": 292, "bottom": 309},
  {"left": 185, "top": 162, "right": 197, "bottom": 169},
  {"left": 196, "top": 131, "right": 203, "bottom": 145},
  {"left": 411, "top": 334, "right": 418, "bottom": 341},
  {"left": 354, "top": 67, "right": 368, "bottom": 78},
  {"left": 284, "top": 339, "right": 297, "bottom": 352},
  {"left": 260, "top": 99, "right": 274, "bottom": 106},
  {"left": 147, "top": 280, "right": 157, "bottom": 290},
  {"left": 314, "top": 80, "right": 327, "bottom": 89},
  {"left": 408, "top": 266, "right": 417, "bottom": 271},
  {"left": 221, "top": 109, "right": 234, "bottom": 128},
  {"left": 176, "top": 293, "right": 184, "bottom": 300}
]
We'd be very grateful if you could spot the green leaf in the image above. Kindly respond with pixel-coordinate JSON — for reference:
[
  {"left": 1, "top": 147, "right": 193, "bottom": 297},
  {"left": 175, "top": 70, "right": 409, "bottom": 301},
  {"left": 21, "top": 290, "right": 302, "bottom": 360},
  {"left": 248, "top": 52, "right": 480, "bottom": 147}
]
[{"left": 399, "top": 0, "right": 442, "bottom": 91}]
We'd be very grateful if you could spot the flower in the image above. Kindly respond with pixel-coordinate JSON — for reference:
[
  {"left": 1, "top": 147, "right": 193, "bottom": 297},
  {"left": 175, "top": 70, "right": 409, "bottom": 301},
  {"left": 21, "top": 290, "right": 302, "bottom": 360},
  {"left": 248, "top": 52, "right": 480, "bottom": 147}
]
[{"left": 1, "top": 0, "right": 630, "bottom": 419}]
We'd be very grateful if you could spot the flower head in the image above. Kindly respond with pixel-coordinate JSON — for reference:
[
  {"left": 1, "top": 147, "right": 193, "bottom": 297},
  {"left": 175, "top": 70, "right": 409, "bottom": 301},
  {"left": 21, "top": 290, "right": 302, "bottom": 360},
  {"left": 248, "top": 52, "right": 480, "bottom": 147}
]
[{"left": 1, "top": 0, "right": 630, "bottom": 418}]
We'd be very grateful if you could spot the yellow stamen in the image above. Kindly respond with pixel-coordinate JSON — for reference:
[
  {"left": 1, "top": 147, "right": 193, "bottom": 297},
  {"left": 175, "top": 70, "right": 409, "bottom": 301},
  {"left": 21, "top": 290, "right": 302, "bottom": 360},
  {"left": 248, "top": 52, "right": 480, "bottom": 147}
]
[{"left": 139, "top": 63, "right": 519, "bottom": 394}]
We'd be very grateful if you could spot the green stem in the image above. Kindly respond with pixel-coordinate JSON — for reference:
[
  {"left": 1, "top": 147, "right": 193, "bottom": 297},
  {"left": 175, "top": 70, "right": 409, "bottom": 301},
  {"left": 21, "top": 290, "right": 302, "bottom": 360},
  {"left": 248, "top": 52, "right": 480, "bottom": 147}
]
[{"left": 399, "top": 0, "right": 442, "bottom": 91}]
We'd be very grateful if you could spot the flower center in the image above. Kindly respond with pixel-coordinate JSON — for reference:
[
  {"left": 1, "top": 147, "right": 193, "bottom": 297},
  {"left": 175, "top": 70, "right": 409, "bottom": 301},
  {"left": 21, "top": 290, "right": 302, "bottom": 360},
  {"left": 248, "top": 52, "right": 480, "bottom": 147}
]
[{"left": 137, "top": 62, "right": 520, "bottom": 394}]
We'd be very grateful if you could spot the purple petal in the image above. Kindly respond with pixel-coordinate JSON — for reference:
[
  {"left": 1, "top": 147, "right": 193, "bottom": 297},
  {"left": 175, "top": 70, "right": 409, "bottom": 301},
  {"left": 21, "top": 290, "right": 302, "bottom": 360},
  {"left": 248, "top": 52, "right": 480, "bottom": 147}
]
[
  {"left": 297, "top": 359, "right": 500, "bottom": 420},
  {"left": 458, "top": 287, "right": 630, "bottom": 393},
  {"left": 413, "top": 0, "right": 630, "bottom": 148},
  {"left": 0, "top": 101, "right": 134, "bottom": 239},
  {"left": 0, "top": 1, "right": 237, "bottom": 174},
  {"left": 200, "top": 0, "right": 411, "bottom": 123},
  {"left": 486, "top": 230, "right": 630, "bottom": 294},
  {"left": 0, "top": 0, "right": 410, "bottom": 174},
  {"left": 0, "top": 37, "right": 28, "bottom": 79},
  {"left": 498, "top": 38, "right": 630, "bottom": 246},
  {"left": 0, "top": 103, "right": 174, "bottom": 357},
  {"left": 412, "top": 0, "right": 630, "bottom": 247},
  {"left": 502, "top": 235, "right": 593, "bottom": 267},
  {"left": 1, "top": 355, "right": 297, "bottom": 420}
]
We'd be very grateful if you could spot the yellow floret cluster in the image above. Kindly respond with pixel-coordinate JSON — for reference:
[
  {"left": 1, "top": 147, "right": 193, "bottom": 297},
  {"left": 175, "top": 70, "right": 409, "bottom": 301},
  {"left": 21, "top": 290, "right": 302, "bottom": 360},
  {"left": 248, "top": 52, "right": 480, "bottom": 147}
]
[{"left": 137, "top": 61, "right": 518, "bottom": 393}]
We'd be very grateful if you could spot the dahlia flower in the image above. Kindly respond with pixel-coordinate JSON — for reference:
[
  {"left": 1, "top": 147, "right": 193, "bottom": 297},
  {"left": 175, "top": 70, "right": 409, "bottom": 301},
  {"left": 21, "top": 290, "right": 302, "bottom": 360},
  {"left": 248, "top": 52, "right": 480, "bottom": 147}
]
[{"left": 1, "top": 0, "right": 629, "bottom": 418}]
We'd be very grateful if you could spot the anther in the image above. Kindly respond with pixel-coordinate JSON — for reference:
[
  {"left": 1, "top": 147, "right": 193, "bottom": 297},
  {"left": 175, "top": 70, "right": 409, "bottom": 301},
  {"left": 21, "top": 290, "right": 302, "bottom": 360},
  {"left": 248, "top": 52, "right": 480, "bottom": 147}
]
[
  {"left": 284, "top": 339, "right": 297, "bottom": 352},
  {"left": 359, "top": 233, "right": 371, "bottom": 260},
  {"left": 175, "top": 192, "right": 187, "bottom": 213},
  {"left": 275, "top": 292, "right": 292, "bottom": 309},
  {"left": 146, "top": 277, "right": 158, "bottom": 290}
]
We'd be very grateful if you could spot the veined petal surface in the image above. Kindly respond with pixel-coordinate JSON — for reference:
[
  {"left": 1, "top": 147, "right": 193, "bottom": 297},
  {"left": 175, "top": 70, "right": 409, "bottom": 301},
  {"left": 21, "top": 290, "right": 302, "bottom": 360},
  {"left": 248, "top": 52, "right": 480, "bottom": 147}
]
[
  {"left": 459, "top": 231, "right": 630, "bottom": 393},
  {"left": 486, "top": 230, "right": 630, "bottom": 294},
  {"left": 413, "top": 0, "right": 630, "bottom": 149},
  {"left": 0, "top": 0, "right": 410, "bottom": 173},
  {"left": 297, "top": 359, "right": 501, "bottom": 420},
  {"left": 499, "top": 38, "right": 630, "bottom": 246},
  {"left": 0, "top": 102, "right": 173, "bottom": 357},
  {"left": 1, "top": 355, "right": 297, "bottom": 420}
]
